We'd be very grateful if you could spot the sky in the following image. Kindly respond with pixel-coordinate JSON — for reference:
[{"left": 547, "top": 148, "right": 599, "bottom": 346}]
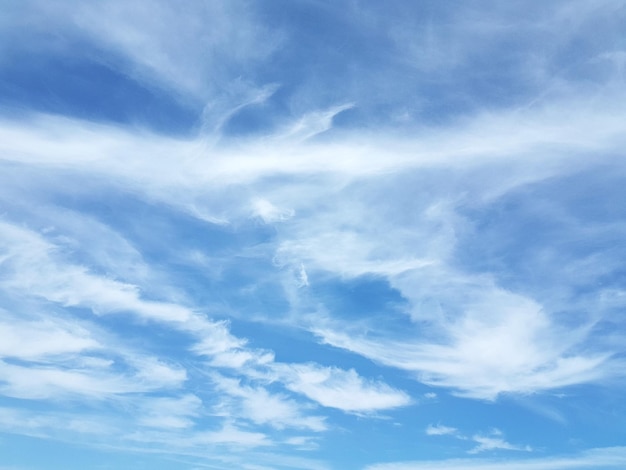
[{"left": 1, "top": 1, "right": 626, "bottom": 469}]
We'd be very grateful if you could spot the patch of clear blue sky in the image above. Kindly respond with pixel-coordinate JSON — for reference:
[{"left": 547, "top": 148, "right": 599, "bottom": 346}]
[{"left": 0, "top": 49, "right": 200, "bottom": 135}]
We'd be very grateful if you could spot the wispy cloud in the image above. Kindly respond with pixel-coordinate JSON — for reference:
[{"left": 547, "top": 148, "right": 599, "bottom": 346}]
[
  {"left": 468, "top": 432, "right": 531, "bottom": 455},
  {"left": 426, "top": 424, "right": 458, "bottom": 436},
  {"left": 0, "top": 351, "right": 186, "bottom": 400},
  {"left": 311, "top": 280, "right": 618, "bottom": 399},
  {"left": 2, "top": 0, "right": 280, "bottom": 102},
  {"left": 275, "top": 363, "right": 411, "bottom": 413},
  {"left": 0, "top": 312, "right": 98, "bottom": 360},
  {"left": 136, "top": 394, "right": 202, "bottom": 429},
  {"left": 425, "top": 425, "right": 530, "bottom": 454},
  {"left": 210, "top": 373, "right": 327, "bottom": 431},
  {"left": 0, "top": 221, "right": 169, "bottom": 313},
  {"left": 365, "top": 446, "right": 626, "bottom": 470}
]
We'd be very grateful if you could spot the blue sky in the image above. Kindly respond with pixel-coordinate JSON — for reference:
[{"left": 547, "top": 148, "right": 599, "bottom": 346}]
[{"left": 1, "top": 1, "right": 626, "bottom": 469}]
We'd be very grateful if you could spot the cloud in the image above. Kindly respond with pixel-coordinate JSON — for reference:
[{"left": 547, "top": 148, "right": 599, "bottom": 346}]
[
  {"left": 306, "top": 232, "right": 622, "bottom": 399},
  {"left": 275, "top": 104, "right": 355, "bottom": 143},
  {"left": 2, "top": 93, "right": 625, "bottom": 468},
  {"left": 365, "top": 446, "right": 626, "bottom": 470},
  {"left": 191, "top": 424, "right": 271, "bottom": 448},
  {"left": 313, "top": 305, "right": 615, "bottom": 401},
  {"left": 468, "top": 429, "right": 532, "bottom": 454},
  {"left": 0, "top": 220, "right": 195, "bottom": 324},
  {"left": 0, "top": 351, "right": 186, "bottom": 400},
  {"left": 0, "top": 313, "right": 99, "bottom": 360},
  {"left": 199, "top": 81, "right": 280, "bottom": 139},
  {"left": 275, "top": 363, "right": 411, "bottom": 413},
  {"left": 124, "top": 421, "right": 273, "bottom": 450},
  {"left": 0, "top": 219, "right": 267, "bottom": 365},
  {"left": 425, "top": 425, "right": 530, "bottom": 454},
  {"left": 252, "top": 198, "right": 295, "bottom": 224},
  {"left": 3, "top": 84, "right": 626, "bottom": 188},
  {"left": 211, "top": 374, "right": 327, "bottom": 431},
  {"left": 1, "top": 0, "right": 280, "bottom": 102},
  {"left": 0, "top": 406, "right": 117, "bottom": 438},
  {"left": 426, "top": 424, "right": 458, "bottom": 436},
  {"left": 3, "top": 89, "right": 625, "bottom": 406},
  {"left": 0, "top": 211, "right": 409, "bottom": 425},
  {"left": 0, "top": 308, "right": 187, "bottom": 402},
  {"left": 136, "top": 394, "right": 202, "bottom": 429}
]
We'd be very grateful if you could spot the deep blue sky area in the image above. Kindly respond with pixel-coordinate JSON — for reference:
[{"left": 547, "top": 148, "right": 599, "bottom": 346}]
[
  {"left": 1, "top": 1, "right": 626, "bottom": 469},
  {"left": 0, "top": 52, "right": 199, "bottom": 134}
]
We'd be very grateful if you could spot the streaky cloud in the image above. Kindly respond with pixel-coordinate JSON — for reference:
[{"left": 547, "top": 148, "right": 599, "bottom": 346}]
[
  {"left": 274, "top": 363, "right": 411, "bottom": 413},
  {"left": 365, "top": 446, "right": 626, "bottom": 470}
]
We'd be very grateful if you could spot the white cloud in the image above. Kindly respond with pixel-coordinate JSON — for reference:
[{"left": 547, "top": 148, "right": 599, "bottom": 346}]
[
  {"left": 0, "top": 353, "right": 186, "bottom": 400},
  {"left": 0, "top": 220, "right": 195, "bottom": 324},
  {"left": 137, "top": 394, "right": 202, "bottom": 429},
  {"left": 425, "top": 425, "right": 531, "bottom": 455},
  {"left": 2, "top": 0, "right": 280, "bottom": 102},
  {"left": 283, "top": 436, "right": 320, "bottom": 450},
  {"left": 3, "top": 95, "right": 622, "bottom": 404},
  {"left": 1, "top": 89, "right": 625, "bottom": 468},
  {"left": 0, "top": 219, "right": 273, "bottom": 370},
  {"left": 252, "top": 198, "right": 295, "bottom": 224},
  {"left": 468, "top": 429, "right": 532, "bottom": 454},
  {"left": 426, "top": 424, "right": 458, "bottom": 436},
  {"left": 312, "top": 278, "right": 618, "bottom": 399},
  {"left": 276, "top": 104, "right": 354, "bottom": 143},
  {"left": 190, "top": 320, "right": 248, "bottom": 356},
  {"left": 297, "top": 264, "right": 309, "bottom": 288},
  {"left": 192, "top": 423, "right": 270, "bottom": 448},
  {"left": 0, "top": 202, "right": 150, "bottom": 286},
  {"left": 0, "top": 313, "right": 99, "bottom": 360},
  {"left": 199, "top": 81, "right": 279, "bottom": 137},
  {"left": 209, "top": 349, "right": 275, "bottom": 369},
  {"left": 365, "top": 446, "right": 626, "bottom": 470},
  {"left": 2, "top": 85, "right": 625, "bottom": 190},
  {"left": 275, "top": 363, "right": 411, "bottom": 413},
  {"left": 211, "top": 374, "right": 327, "bottom": 431},
  {"left": 0, "top": 407, "right": 116, "bottom": 438}
]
